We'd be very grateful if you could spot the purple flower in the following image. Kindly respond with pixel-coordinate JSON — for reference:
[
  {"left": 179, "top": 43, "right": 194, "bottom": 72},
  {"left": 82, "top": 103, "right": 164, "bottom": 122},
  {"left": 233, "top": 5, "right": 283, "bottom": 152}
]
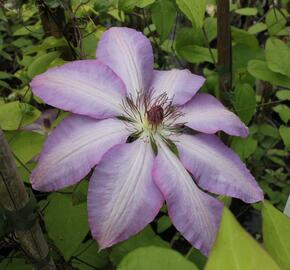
[
  {"left": 22, "top": 109, "right": 58, "bottom": 135},
  {"left": 30, "top": 27, "right": 263, "bottom": 255}
]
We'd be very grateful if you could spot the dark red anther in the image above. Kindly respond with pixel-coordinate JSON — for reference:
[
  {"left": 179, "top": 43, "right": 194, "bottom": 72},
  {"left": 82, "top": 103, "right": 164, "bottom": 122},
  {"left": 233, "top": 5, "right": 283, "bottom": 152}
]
[{"left": 147, "top": 105, "right": 164, "bottom": 126}]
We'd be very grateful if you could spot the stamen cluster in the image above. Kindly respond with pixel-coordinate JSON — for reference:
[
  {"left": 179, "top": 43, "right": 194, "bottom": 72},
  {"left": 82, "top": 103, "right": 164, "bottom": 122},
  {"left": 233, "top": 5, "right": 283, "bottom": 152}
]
[{"left": 120, "top": 90, "right": 184, "bottom": 140}]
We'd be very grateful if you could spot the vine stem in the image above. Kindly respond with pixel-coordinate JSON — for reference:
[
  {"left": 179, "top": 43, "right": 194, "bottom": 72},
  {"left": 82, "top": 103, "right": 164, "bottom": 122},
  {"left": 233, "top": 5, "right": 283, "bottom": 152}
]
[
  {"left": 217, "top": 0, "right": 232, "bottom": 94},
  {"left": 0, "top": 130, "right": 56, "bottom": 270}
]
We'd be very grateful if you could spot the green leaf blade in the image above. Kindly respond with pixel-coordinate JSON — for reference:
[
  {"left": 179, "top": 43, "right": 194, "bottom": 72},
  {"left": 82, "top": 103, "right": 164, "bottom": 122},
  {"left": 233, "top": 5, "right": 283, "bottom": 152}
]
[
  {"left": 262, "top": 201, "right": 290, "bottom": 270},
  {"left": 176, "top": 0, "right": 206, "bottom": 29},
  {"left": 234, "top": 83, "right": 256, "bottom": 125},
  {"left": 151, "top": 0, "right": 176, "bottom": 42},
  {"left": 266, "top": 38, "right": 290, "bottom": 77},
  {"left": 206, "top": 208, "right": 281, "bottom": 270},
  {"left": 44, "top": 193, "right": 89, "bottom": 261},
  {"left": 117, "top": 246, "right": 198, "bottom": 270}
]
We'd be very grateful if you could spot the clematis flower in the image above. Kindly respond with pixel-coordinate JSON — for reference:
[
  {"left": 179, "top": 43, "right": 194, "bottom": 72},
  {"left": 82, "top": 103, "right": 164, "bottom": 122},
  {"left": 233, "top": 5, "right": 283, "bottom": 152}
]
[
  {"left": 22, "top": 109, "right": 58, "bottom": 135},
  {"left": 30, "top": 27, "right": 263, "bottom": 255}
]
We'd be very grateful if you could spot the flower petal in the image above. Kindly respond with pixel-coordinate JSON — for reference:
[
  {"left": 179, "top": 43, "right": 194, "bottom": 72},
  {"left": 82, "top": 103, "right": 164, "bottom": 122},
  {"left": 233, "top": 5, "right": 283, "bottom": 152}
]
[
  {"left": 176, "top": 133, "right": 264, "bottom": 203},
  {"left": 179, "top": 93, "right": 249, "bottom": 137},
  {"left": 88, "top": 140, "right": 163, "bottom": 248},
  {"left": 151, "top": 69, "right": 205, "bottom": 105},
  {"left": 30, "top": 115, "right": 129, "bottom": 191},
  {"left": 30, "top": 60, "right": 126, "bottom": 119},
  {"left": 153, "top": 139, "right": 223, "bottom": 255},
  {"left": 97, "top": 27, "right": 154, "bottom": 96}
]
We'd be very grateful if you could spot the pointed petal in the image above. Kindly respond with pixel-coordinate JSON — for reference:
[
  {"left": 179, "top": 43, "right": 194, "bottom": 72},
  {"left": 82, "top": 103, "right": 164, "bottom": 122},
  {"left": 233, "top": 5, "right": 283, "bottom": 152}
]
[
  {"left": 88, "top": 140, "right": 163, "bottom": 249},
  {"left": 30, "top": 60, "right": 126, "bottom": 119},
  {"left": 151, "top": 69, "right": 205, "bottom": 105},
  {"left": 31, "top": 115, "right": 129, "bottom": 191},
  {"left": 153, "top": 139, "right": 223, "bottom": 255},
  {"left": 97, "top": 27, "right": 154, "bottom": 96},
  {"left": 176, "top": 134, "right": 264, "bottom": 203},
  {"left": 179, "top": 93, "right": 249, "bottom": 137}
]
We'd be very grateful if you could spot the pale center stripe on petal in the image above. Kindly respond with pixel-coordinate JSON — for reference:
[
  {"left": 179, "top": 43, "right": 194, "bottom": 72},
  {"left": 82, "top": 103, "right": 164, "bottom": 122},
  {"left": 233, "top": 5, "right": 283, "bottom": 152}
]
[
  {"left": 114, "top": 31, "right": 142, "bottom": 91},
  {"left": 157, "top": 139, "right": 216, "bottom": 244},
  {"left": 101, "top": 141, "right": 148, "bottom": 242},
  {"left": 179, "top": 138, "right": 257, "bottom": 194},
  {"left": 46, "top": 75, "right": 123, "bottom": 111},
  {"left": 40, "top": 126, "right": 125, "bottom": 179}
]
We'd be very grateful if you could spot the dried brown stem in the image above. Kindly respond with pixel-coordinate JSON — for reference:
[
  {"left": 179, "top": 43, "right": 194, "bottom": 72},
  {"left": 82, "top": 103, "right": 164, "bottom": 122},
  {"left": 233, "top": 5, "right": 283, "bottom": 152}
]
[{"left": 217, "top": 0, "right": 232, "bottom": 94}]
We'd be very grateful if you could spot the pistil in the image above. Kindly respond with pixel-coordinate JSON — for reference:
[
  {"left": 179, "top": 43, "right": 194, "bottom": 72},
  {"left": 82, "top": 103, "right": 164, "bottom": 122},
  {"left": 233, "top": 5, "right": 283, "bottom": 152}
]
[{"left": 147, "top": 105, "right": 164, "bottom": 128}]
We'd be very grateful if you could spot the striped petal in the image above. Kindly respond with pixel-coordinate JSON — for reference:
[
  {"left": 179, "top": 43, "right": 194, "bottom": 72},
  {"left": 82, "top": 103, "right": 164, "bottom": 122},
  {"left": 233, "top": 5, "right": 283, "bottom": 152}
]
[
  {"left": 153, "top": 139, "right": 223, "bottom": 255},
  {"left": 30, "top": 60, "right": 126, "bottom": 119},
  {"left": 179, "top": 93, "right": 249, "bottom": 137},
  {"left": 176, "top": 134, "right": 264, "bottom": 203},
  {"left": 30, "top": 115, "right": 129, "bottom": 191},
  {"left": 88, "top": 140, "right": 163, "bottom": 248},
  {"left": 151, "top": 69, "right": 205, "bottom": 105},
  {"left": 97, "top": 27, "right": 154, "bottom": 97}
]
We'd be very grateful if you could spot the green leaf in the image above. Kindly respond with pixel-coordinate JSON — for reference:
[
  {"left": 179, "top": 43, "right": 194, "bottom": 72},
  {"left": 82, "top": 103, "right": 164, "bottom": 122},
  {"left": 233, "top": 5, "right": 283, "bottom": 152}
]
[
  {"left": 7, "top": 131, "right": 45, "bottom": 165},
  {"left": 137, "top": 0, "right": 156, "bottom": 8},
  {"left": 117, "top": 246, "right": 198, "bottom": 270},
  {"left": 279, "top": 125, "right": 290, "bottom": 149},
  {"left": 248, "top": 22, "right": 267, "bottom": 34},
  {"left": 0, "top": 79, "right": 12, "bottom": 90},
  {"left": 262, "top": 201, "right": 290, "bottom": 270},
  {"left": 12, "top": 37, "right": 33, "bottom": 48},
  {"left": 151, "top": 0, "right": 176, "bottom": 42},
  {"left": 0, "top": 102, "right": 41, "bottom": 130},
  {"left": 231, "top": 136, "right": 257, "bottom": 160},
  {"left": 234, "top": 83, "right": 256, "bottom": 124},
  {"left": 203, "top": 17, "right": 217, "bottom": 43},
  {"left": 18, "top": 163, "right": 36, "bottom": 183},
  {"left": 273, "top": 105, "right": 290, "bottom": 124},
  {"left": 218, "top": 196, "right": 232, "bottom": 208},
  {"left": 235, "top": 8, "right": 258, "bottom": 16},
  {"left": 175, "top": 18, "right": 216, "bottom": 49},
  {"left": 176, "top": 0, "right": 206, "bottom": 29},
  {"left": 266, "top": 38, "right": 290, "bottom": 77},
  {"left": 0, "top": 258, "right": 32, "bottom": 270},
  {"left": 178, "top": 45, "right": 217, "bottom": 64},
  {"left": 247, "top": 60, "right": 290, "bottom": 88},
  {"left": 0, "top": 71, "right": 13, "bottom": 79},
  {"left": 176, "top": 27, "right": 202, "bottom": 48},
  {"left": 276, "top": 90, "right": 290, "bottom": 101},
  {"left": 187, "top": 247, "right": 207, "bottom": 270},
  {"left": 13, "top": 24, "right": 43, "bottom": 38},
  {"left": 266, "top": 8, "right": 288, "bottom": 36},
  {"left": 110, "top": 226, "right": 169, "bottom": 266},
  {"left": 27, "top": 51, "right": 61, "bottom": 79},
  {"left": 157, "top": 215, "right": 171, "bottom": 233},
  {"left": 72, "top": 241, "right": 110, "bottom": 270},
  {"left": 233, "top": 43, "right": 264, "bottom": 71},
  {"left": 205, "top": 208, "right": 281, "bottom": 270},
  {"left": 44, "top": 193, "right": 89, "bottom": 261},
  {"left": 258, "top": 124, "right": 279, "bottom": 138},
  {"left": 24, "top": 36, "right": 66, "bottom": 55},
  {"left": 82, "top": 32, "right": 99, "bottom": 59},
  {"left": 232, "top": 27, "right": 259, "bottom": 48},
  {"left": 118, "top": 0, "right": 139, "bottom": 11},
  {"left": 71, "top": 181, "right": 89, "bottom": 206}
]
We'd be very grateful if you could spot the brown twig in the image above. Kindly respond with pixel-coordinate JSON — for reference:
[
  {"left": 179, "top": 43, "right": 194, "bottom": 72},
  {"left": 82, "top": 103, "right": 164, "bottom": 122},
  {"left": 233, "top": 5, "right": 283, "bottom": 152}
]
[{"left": 217, "top": 0, "right": 232, "bottom": 94}]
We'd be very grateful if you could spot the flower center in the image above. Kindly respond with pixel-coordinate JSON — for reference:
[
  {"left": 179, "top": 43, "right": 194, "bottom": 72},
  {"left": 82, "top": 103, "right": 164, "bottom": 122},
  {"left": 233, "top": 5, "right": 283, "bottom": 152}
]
[
  {"left": 146, "top": 105, "right": 164, "bottom": 127},
  {"left": 119, "top": 91, "right": 184, "bottom": 139}
]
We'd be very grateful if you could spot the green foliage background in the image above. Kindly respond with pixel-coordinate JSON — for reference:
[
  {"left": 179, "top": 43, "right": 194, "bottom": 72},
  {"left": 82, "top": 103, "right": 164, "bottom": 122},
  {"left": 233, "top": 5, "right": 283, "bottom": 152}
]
[{"left": 0, "top": 0, "right": 290, "bottom": 269}]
